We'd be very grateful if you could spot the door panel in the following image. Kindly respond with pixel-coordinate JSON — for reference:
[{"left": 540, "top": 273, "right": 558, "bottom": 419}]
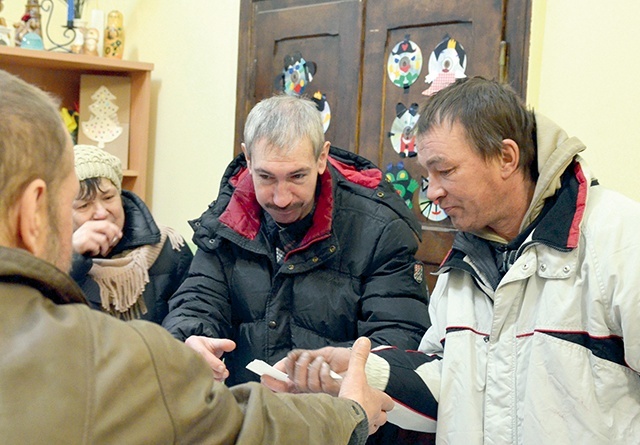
[{"left": 236, "top": 0, "right": 363, "bottom": 152}]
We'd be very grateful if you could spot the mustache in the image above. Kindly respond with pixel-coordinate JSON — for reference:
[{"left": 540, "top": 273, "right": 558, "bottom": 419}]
[{"left": 264, "top": 202, "right": 303, "bottom": 211}]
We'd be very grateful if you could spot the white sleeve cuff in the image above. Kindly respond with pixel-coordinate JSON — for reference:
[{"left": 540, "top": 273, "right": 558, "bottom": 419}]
[{"left": 364, "top": 352, "right": 390, "bottom": 391}]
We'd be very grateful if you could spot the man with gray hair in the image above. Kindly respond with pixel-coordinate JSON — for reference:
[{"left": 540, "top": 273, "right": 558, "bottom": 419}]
[
  {"left": 163, "top": 94, "right": 430, "bottom": 393},
  {"left": 0, "top": 69, "right": 394, "bottom": 443}
]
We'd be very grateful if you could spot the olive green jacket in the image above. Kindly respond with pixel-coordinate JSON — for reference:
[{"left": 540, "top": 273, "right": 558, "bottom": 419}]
[{"left": 0, "top": 246, "right": 367, "bottom": 444}]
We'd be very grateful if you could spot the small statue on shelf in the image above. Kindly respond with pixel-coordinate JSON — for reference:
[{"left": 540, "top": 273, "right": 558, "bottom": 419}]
[
  {"left": 13, "top": 0, "right": 42, "bottom": 48},
  {"left": 83, "top": 27, "right": 99, "bottom": 56}
]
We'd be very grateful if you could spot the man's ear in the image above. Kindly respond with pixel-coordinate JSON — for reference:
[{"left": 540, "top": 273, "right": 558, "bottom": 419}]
[
  {"left": 317, "top": 141, "right": 331, "bottom": 174},
  {"left": 241, "top": 142, "right": 251, "bottom": 170},
  {"left": 500, "top": 138, "right": 520, "bottom": 179},
  {"left": 16, "top": 179, "right": 48, "bottom": 257}
]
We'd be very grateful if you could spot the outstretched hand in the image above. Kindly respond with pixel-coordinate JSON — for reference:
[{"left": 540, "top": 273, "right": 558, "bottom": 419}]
[
  {"left": 338, "top": 337, "right": 394, "bottom": 435},
  {"left": 263, "top": 345, "right": 350, "bottom": 395},
  {"left": 184, "top": 335, "right": 236, "bottom": 381}
]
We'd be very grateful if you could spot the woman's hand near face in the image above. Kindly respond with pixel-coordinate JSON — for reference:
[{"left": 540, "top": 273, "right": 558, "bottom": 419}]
[{"left": 72, "top": 219, "right": 123, "bottom": 257}]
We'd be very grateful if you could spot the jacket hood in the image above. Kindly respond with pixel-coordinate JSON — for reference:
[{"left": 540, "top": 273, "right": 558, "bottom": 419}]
[
  {"left": 190, "top": 146, "right": 421, "bottom": 250},
  {"left": 521, "top": 113, "right": 587, "bottom": 229},
  {"left": 0, "top": 246, "right": 87, "bottom": 305}
]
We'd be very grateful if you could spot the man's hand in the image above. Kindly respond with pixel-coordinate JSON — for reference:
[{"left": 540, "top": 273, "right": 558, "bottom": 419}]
[
  {"left": 72, "top": 220, "right": 122, "bottom": 257},
  {"left": 339, "top": 337, "right": 394, "bottom": 435},
  {"left": 263, "top": 345, "right": 350, "bottom": 395},
  {"left": 184, "top": 336, "right": 236, "bottom": 381}
]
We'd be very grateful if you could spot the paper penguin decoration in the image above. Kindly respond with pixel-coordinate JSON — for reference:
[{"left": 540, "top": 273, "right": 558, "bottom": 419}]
[
  {"left": 312, "top": 91, "right": 331, "bottom": 133},
  {"left": 422, "top": 35, "right": 467, "bottom": 96},
  {"left": 419, "top": 176, "right": 448, "bottom": 222},
  {"left": 388, "top": 102, "right": 419, "bottom": 158},
  {"left": 385, "top": 162, "right": 419, "bottom": 209},
  {"left": 387, "top": 35, "right": 422, "bottom": 90},
  {"left": 275, "top": 51, "right": 317, "bottom": 97}
]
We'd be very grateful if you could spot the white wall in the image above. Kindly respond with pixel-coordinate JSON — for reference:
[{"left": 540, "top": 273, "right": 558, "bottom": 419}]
[
  {"left": 126, "top": 0, "right": 241, "bottom": 242},
  {"left": 528, "top": 0, "right": 640, "bottom": 202}
]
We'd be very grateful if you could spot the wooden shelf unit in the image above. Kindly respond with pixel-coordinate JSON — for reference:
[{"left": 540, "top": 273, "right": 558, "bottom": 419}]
[{"left": 0, "top": 46, "right": 154, "bottom": 200}]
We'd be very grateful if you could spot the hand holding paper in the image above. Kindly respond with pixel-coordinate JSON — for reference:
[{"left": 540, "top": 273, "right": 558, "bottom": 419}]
[
  {"left": 247, "top": 359, "right": 342, "bottom": 382},
  {"left": 250, "top": 340, "right": 395, "bottom": 436}
]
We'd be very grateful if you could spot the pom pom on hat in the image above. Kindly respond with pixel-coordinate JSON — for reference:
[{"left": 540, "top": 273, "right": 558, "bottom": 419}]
[{"left": 74, "top": 145, "right": 123, "bottom": 192}]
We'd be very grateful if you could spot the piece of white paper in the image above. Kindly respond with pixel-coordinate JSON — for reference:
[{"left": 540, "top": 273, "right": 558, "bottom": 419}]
[
  {"left": 246, "top": 359, "right": 290, "bottom": 382},
  {"left": 246, "top": 359, "right": 342, "bottom": 381}
]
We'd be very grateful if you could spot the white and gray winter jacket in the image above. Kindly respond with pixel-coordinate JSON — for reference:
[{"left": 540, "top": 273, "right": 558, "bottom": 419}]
[{"left": 367, "top": 114, "right": 640, "bottom": 444}]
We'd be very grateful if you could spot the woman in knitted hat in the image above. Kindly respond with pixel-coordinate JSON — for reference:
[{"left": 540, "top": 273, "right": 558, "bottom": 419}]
[{"left": 70, "top": 144, "right": 193, "bottom": 323}]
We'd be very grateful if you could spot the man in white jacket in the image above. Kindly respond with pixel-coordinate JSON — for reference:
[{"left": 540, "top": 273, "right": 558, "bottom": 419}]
[{"left": 267, "top": 77, "right": 640, "bottom": 444}]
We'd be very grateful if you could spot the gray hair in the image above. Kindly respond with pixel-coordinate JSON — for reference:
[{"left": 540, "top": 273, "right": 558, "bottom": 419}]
[
  {"left": 0, "top": 70, "right": 70, "bottom": 219},
  {"left": 243, "top": 95, "right": 325, "bottom": 159}
]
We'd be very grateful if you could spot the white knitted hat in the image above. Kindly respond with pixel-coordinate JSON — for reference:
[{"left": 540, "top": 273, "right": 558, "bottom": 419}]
[{"left": 74, "top": 145, "right": 123, "bottom": 192}]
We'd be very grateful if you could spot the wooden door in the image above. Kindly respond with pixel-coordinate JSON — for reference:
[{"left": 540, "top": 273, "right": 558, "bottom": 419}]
[{"left": 235, "top": 0, "right": 532, "bottom": 292}]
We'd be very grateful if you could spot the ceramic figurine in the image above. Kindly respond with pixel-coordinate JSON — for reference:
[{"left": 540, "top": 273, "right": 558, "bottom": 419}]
[
  {"left": 83, "top": 27, "right": 99, "bottom": 56},
  {"left": 13, "top": 0, "right": 42, "bottom": 47},
  {"left": 70, "top": 19, "right": 86, "bottom": 54},
  {"left": 104, "top": 10, "right": 124, "bottom": 59}
]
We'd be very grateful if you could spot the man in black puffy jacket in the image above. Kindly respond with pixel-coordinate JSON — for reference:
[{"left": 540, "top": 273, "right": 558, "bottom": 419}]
[{"left": 162, "top": 95, "right": 430, "bottom": 387}]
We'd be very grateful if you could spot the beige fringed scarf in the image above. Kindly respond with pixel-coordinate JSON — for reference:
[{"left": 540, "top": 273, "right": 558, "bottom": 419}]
[{"left": 88, "top": 225, "right": 185, "bottom": 320}]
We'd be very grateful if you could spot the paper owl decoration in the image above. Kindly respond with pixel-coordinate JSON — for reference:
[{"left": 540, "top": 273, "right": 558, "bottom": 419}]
[
  {"left": 422, "top": 35, "right": 467, "bottom": 96},
  {"left": 275, "top": 51, "right": 317, "bottom": 97},
  {"left": 312, "top": 90, "right": 331, "bottom": 133},
  {"left": 419, "top": 176, "right": 448, "bottom": 222},
  {"left": 388, "top": 102, "right": 419, "bottom": 158},
  {"left": 385, "top": 162, "right": 419, "bottom": 209},
  {"left": 387, "top": 35, "right": 422, "bottom": 90}
]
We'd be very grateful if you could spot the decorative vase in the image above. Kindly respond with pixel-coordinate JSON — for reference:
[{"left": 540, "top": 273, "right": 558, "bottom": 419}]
[
  {"left": 104, "top": 10, "right": 124, "bottom": 59},
  {"left": 21, "top": 31, "right": 44, "bottom": 50}
]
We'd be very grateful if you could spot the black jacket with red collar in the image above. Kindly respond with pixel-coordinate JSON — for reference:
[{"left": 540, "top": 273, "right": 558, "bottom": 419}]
[{"left": 163, "top": 146, "right": 430, "bottom": 385}]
